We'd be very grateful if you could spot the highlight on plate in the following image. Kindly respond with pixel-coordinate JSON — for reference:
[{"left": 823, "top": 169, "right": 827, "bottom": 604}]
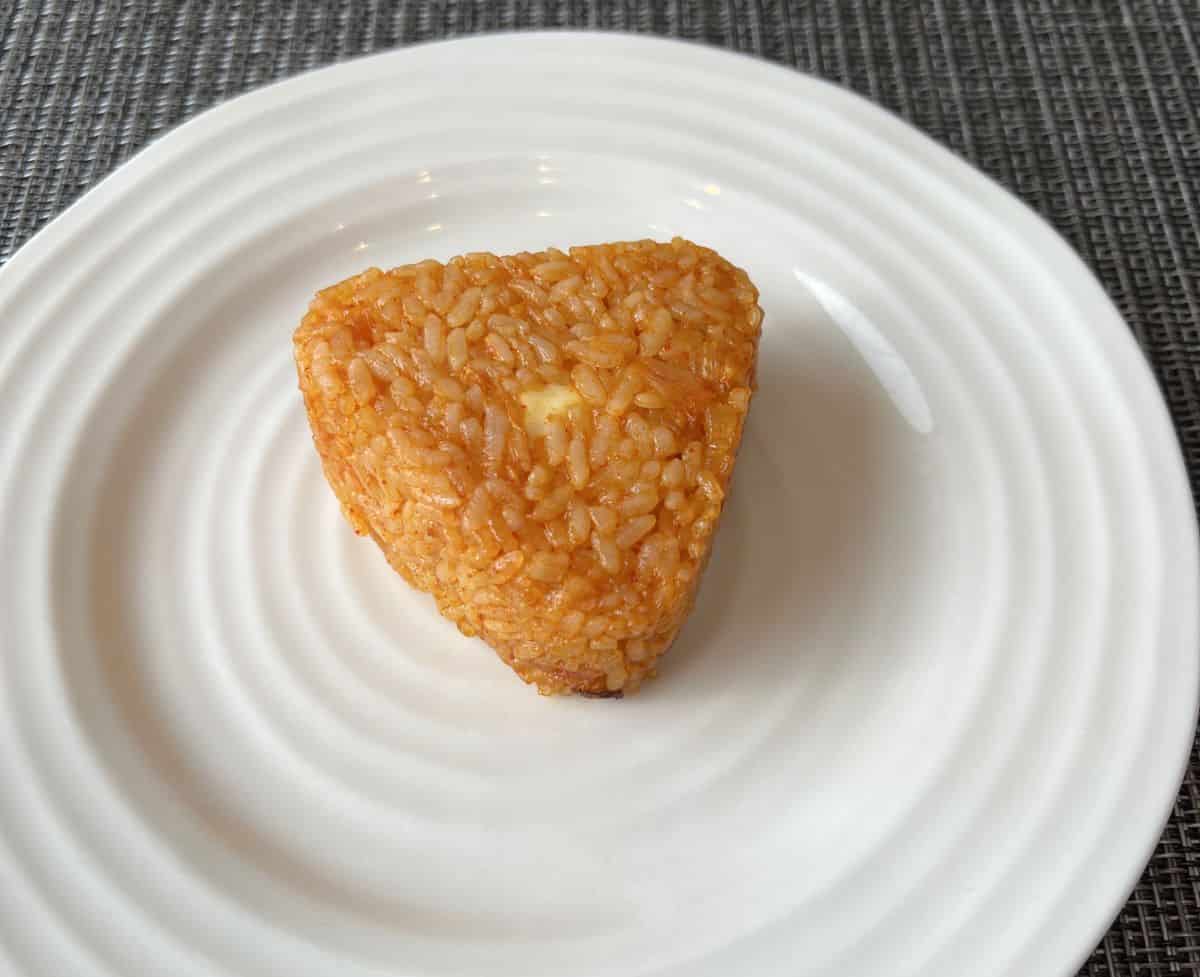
[{"left": 293, "top": 238, "right": 763, "bottom": 696}]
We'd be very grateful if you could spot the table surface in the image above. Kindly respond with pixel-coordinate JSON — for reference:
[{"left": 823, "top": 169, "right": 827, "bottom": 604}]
[{"left": 2, "top": 2, "right": 1199, "bottom": 975}]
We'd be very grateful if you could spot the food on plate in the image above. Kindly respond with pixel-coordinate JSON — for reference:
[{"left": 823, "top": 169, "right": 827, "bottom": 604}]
[{"left": 293, "top": 238, "right": 762, "bottom": 695}]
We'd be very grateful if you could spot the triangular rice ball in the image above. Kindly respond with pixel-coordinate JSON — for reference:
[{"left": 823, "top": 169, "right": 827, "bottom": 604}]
[{"left": 294, "top": 238, "right": 761, "bottom": 696}]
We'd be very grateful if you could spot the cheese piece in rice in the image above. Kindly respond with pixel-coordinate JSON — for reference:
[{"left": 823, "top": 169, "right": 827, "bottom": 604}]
[{"left": 293, "top": 238, "right": 761, "bottom": 696}]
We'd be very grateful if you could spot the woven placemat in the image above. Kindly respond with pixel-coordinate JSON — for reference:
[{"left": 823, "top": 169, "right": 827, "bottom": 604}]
[{"left": 2, "top": 2, "right": 1198, "bottom": 974}]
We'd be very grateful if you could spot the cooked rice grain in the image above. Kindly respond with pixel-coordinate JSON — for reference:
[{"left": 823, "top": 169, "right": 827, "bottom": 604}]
[{"left": 293, "top": 238, "right": 761, "bottom": 696}]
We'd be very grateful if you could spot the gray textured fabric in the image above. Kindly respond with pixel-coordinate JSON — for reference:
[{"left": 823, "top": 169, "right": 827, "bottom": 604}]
[{"left": 2, "top": 2, "right": 1199, "bottom": 974}]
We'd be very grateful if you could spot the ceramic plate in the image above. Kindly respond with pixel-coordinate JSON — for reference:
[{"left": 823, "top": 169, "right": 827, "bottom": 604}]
[{"left": 1, "top": 32, "right": 1195, "bottom": 977}]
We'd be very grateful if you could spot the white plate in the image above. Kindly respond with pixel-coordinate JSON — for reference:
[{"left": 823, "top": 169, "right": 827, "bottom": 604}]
[{"left": 0, "top": 32, "right": 1195, "bottom": 977}]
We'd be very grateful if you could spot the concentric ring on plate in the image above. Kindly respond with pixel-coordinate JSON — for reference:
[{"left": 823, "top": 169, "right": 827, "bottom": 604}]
[{"left": 0, "top": 33, "right": 1193, "bottom": 977}]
